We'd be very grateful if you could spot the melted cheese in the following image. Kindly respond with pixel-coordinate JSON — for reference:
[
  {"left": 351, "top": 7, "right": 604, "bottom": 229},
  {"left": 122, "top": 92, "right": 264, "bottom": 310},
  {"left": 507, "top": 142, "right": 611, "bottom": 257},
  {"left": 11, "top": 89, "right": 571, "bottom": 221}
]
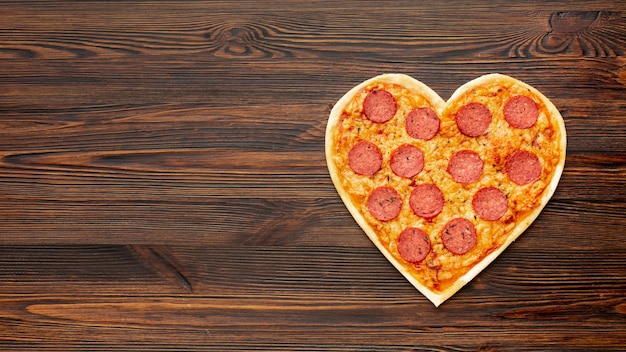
[{"left": 330, "top": 80, "right": 563, "bottom": 292}]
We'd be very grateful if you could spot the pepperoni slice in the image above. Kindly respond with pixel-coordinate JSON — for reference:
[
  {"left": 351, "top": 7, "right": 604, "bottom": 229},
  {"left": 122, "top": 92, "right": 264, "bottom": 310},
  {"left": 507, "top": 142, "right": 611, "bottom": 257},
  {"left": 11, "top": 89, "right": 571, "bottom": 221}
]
[
  {"left": 390, "top": 144, "right": 424, "bottom": 178},
  {"left": 363, "top": 89, "right": 396, "bottom": 123},
  {"left": 456, "top": 102, "right": 491, "bottom": 137},
  {"left": 441, "top": 218, "right": 477, "bottom": 255},
  {"left": 409, "top": 184, "right": 444, "bottom": 219},
  {"left": 348, "top": 141, "right": 382, "bottom": 176},
  {"left": 504, "top": 95, "right": 538, "bottom": 129},
  {"left": 472, "top": 187, "right": 508, "bottom": 221},
  {"left": 397, "top": 228, "right": 431, "bottom": 264},
  {"left": 447, "top": 150, "right": 483, "bottom": 184},
  {"left": 405, "top": 107, "right": 440, "bottom": 140},
  {"left": 367, "top": 186, "right": 402, "bottom": 221},
  {"left": 506, "top": 150, "right": 541, "bottom": 185}
]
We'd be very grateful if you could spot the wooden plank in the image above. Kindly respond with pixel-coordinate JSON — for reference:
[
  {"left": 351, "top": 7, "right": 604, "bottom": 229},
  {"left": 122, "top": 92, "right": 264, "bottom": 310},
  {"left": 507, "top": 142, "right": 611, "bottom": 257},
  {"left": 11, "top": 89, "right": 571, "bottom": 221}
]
[
  {"left": 1, "top": 245, "right": 624, "bottom": 297},
  {"left": 0, "top": 246, "right": 624, "bottom": 349}
]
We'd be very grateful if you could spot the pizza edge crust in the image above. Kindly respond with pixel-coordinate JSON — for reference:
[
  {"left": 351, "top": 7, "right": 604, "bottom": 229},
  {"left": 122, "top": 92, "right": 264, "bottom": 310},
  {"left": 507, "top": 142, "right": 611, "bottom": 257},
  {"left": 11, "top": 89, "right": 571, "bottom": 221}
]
[{"left": 325, "top": 73, "right": 567, "bottom": 307}]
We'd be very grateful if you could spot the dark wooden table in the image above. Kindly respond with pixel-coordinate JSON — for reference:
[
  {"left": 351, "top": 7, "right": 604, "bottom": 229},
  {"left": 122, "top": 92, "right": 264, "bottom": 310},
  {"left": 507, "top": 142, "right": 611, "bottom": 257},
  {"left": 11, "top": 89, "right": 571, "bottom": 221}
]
[{"left": 1, "top": 1, "right": 625, "bottom": 350}]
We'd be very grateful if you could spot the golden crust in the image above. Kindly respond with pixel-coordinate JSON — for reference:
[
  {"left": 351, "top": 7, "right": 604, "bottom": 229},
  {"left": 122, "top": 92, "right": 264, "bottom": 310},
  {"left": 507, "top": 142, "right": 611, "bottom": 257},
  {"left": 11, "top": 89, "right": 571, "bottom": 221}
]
[{"left": 325, "top": 73, "right": 566, "bottom": 307}]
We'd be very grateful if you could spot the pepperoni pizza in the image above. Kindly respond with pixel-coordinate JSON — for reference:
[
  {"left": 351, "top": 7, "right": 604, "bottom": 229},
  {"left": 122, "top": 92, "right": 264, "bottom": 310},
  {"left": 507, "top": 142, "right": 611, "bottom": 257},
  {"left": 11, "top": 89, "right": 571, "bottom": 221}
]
[{"left": 325, "top": 73, "right": 566, "bottom": 306}]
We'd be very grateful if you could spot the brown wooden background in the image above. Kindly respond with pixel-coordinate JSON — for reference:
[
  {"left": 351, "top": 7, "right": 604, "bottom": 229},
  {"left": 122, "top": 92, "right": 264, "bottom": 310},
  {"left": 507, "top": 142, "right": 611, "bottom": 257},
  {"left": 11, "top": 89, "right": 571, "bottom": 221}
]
[{"left": 1, "top": 1, "right": 625, "bottom": 350}]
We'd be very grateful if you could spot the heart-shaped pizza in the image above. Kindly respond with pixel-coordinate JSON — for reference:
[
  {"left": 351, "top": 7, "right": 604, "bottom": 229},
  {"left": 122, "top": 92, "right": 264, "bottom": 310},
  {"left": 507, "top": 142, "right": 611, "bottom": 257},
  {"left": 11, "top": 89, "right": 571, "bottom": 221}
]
[{"left": 325, "top": 73, "right": 566, "bottom": 306}]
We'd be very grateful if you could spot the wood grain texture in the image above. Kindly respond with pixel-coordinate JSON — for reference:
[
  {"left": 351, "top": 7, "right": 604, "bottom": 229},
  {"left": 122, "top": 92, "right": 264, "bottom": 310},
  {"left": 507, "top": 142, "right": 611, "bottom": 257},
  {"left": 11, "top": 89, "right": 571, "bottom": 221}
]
[{"left": 1, "top": 1, "right": 625, "bottom": 350}]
